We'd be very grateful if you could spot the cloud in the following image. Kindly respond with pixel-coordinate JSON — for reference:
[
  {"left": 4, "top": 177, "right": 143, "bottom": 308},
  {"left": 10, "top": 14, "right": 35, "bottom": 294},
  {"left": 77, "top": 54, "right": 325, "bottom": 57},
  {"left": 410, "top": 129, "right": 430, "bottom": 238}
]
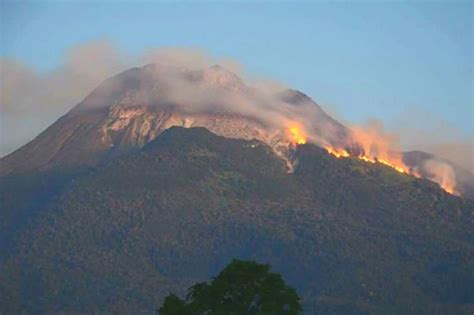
[
  {"left": 1, "top": 40, "right": 127, "bottom": 156},
  {"left": 1, "top": 40, "right": 125, "bottom": 115}
]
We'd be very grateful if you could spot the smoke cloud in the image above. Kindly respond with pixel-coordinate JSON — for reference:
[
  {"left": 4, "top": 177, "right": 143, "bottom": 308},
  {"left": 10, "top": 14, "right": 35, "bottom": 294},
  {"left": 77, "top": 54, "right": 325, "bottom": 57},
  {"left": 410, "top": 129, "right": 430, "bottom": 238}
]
[
  {"left": 421, "top": 159, "right": 457, "bottom": 194},
  {"left": 1, "top": 41, "right": 126, "bottom": 156},
  {"left": 392, "top": 108, "right": 474, "bottom": 174}
]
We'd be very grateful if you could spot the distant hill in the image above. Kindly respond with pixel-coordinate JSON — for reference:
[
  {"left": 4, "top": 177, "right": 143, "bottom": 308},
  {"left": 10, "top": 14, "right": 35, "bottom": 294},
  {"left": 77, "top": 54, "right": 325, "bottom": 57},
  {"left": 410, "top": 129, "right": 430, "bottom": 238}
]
[{"left": 1, "top": 127, "right": 473, "bottom": 314}]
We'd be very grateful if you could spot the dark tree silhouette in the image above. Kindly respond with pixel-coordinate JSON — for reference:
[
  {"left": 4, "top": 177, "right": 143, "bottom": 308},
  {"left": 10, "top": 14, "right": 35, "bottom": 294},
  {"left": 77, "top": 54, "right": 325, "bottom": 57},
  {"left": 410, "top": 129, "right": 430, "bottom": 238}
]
[{"left": 158, "top": 259, "right": 302, "bottom": 315}]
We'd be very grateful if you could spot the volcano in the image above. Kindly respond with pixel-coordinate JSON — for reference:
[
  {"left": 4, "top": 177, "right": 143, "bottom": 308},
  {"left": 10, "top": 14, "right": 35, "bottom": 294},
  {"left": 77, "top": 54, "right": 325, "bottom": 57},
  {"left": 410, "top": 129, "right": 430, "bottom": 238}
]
[
  {"left": 1, "top": 64, "right": 473, "bottom": 314},
  {"left": 1, "top": 64, "right": 472, "bottom": 197}
]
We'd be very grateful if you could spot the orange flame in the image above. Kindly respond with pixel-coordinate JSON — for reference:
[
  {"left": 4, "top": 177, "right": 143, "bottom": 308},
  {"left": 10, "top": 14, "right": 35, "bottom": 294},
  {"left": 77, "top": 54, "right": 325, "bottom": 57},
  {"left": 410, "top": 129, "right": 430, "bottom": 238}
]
[
  {"left": 326, "top": 147, "right": 350, "bottom": 158},
  {"left": 350, "top": 125, "right": 410, "bottom": 174},
  {"left": 324, "top": 146, "right": 408, "bottom": 173},
  {"left": 444, "top": 185, "right": 456, "bottom": 195},
  {"left": 287, "top": 124, "right": 307, "bottom": 145}
]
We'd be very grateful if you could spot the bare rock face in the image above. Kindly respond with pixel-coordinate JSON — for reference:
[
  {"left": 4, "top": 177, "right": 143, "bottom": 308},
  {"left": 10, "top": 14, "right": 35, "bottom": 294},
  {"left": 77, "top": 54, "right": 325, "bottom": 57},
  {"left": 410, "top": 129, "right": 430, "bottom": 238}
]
[
  {"left": 100, "top": 105, "right": 267, "bottom": 148},
  {"left": 98, "top": 105, "right": 292, "bottom": 168}
]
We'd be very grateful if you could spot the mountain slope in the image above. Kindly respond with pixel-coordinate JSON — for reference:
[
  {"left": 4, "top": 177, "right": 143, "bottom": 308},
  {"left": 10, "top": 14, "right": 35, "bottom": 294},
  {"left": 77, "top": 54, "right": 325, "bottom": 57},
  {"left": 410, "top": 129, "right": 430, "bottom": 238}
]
[{"left": 1, "top": 127, "right": 473, "bottom": 314}]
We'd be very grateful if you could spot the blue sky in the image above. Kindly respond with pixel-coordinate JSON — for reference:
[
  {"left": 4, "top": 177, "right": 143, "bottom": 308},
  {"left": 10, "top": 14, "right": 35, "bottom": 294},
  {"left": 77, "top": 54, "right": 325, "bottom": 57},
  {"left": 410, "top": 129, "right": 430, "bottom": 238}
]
[{"left": 1, "top": 0, "right": 473, "bottom": 136}]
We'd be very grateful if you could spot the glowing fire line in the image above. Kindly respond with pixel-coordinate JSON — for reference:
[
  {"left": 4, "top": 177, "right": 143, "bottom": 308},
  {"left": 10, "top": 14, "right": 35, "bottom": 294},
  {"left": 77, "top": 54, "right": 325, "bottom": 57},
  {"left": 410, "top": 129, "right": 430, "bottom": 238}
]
[
  {"left": 285, "top": 125, "right": 456, "bottom": 195},
  {"left": 325, "top": 146, "right": 409, "bottom": 174},
  {"left": 323, "top": 146, "right": 459, "bottom": 195}
]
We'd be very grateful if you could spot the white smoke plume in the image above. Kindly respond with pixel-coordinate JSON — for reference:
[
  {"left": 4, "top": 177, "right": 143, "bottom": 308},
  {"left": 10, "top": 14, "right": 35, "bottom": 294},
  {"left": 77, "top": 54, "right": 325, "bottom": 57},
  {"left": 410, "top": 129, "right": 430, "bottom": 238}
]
[{"left": 421, "top": 159, "right": 457, "bottom": 194}]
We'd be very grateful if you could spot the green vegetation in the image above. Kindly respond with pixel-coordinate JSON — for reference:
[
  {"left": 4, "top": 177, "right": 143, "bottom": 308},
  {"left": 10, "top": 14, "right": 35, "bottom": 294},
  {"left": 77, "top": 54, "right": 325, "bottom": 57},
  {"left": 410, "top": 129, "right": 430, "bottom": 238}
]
[
  {"left": 0, "top": 127, "right": 473, "bottom": 314},
  {"left": 158, "top": 259, "right": 301, "bottom": 315}
]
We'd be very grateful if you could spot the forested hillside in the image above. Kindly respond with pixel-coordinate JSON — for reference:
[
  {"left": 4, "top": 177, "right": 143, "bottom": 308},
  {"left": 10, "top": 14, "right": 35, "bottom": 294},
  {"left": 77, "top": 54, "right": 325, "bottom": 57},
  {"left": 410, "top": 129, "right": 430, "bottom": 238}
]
[{"left": 1, "top": 127, "right": 473, "bottom": 314}]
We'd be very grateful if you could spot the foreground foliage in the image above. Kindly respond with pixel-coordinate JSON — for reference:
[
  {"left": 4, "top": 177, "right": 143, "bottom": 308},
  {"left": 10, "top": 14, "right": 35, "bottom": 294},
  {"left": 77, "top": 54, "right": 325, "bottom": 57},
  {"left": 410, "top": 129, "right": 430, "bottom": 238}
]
[{"left": 158, "top": 259, "right": 301, "bottom": 315}]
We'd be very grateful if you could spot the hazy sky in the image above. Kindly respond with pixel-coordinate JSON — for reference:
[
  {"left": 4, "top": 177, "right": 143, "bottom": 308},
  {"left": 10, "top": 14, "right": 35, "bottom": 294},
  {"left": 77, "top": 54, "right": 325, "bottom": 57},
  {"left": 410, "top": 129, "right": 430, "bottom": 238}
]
[{"left": 1, "top": 1, "right": 473, "bottom": 156}]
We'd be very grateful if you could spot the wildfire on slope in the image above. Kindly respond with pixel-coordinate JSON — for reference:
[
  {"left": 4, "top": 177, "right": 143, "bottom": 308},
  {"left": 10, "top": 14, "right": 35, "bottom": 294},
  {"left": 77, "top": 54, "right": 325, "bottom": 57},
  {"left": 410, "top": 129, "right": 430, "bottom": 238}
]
[
  {"left": 285, "top": 122, "right": 458, "bottom": 195},
  {"left": 287, "top": 123, "right": 307, "bottom": 146},
  {"left": 441, "top": 183, "right": 456, "bottom": 195},
  {"left": 422, "top": 159, "right": 458, "bottom": 195},
  {"left": 286, "top": 123, "right": 411, "bottom": 173},
  {"left": 349, "top": 125, "right": 411, "bottom": 174}
]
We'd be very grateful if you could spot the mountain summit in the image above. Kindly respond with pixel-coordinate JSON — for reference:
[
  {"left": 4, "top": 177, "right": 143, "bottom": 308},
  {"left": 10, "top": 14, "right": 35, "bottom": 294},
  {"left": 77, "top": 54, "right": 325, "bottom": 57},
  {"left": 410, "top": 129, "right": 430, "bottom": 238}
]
[{"left": 0, "top": 64, "right": 349, "bottom": 174}]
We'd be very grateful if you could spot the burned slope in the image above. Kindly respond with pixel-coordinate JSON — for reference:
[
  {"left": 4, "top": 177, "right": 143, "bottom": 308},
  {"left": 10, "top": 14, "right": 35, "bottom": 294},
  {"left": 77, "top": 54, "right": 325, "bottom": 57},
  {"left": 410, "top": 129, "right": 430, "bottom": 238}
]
[{"left": 1, "top": 127, "right": 473, "bottom": 315}]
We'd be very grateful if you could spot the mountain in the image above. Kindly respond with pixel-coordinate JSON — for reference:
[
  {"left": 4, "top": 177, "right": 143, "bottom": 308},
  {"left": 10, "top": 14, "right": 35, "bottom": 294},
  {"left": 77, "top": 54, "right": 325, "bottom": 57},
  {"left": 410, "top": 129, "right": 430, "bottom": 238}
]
[
  {"left": 1, "top": 127, "right": 473, "bottom": 314},
  {"left": 1, "top": 64, "right": 474, "bottom": 314}
]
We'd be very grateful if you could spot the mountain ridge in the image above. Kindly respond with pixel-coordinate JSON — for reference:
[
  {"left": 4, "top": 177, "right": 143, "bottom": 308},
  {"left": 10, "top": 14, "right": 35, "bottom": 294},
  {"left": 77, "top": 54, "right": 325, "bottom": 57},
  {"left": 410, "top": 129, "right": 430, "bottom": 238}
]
[{"left": 1, "top": 63, "right": 472, "bottom": 199}]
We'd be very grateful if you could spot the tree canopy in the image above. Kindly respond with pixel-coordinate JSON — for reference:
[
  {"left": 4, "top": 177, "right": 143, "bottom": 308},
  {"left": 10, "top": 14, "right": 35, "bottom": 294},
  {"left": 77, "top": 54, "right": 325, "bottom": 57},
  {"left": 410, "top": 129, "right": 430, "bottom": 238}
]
[{"left": 158, "top": 259, "right": 302, "bottom": 315}]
